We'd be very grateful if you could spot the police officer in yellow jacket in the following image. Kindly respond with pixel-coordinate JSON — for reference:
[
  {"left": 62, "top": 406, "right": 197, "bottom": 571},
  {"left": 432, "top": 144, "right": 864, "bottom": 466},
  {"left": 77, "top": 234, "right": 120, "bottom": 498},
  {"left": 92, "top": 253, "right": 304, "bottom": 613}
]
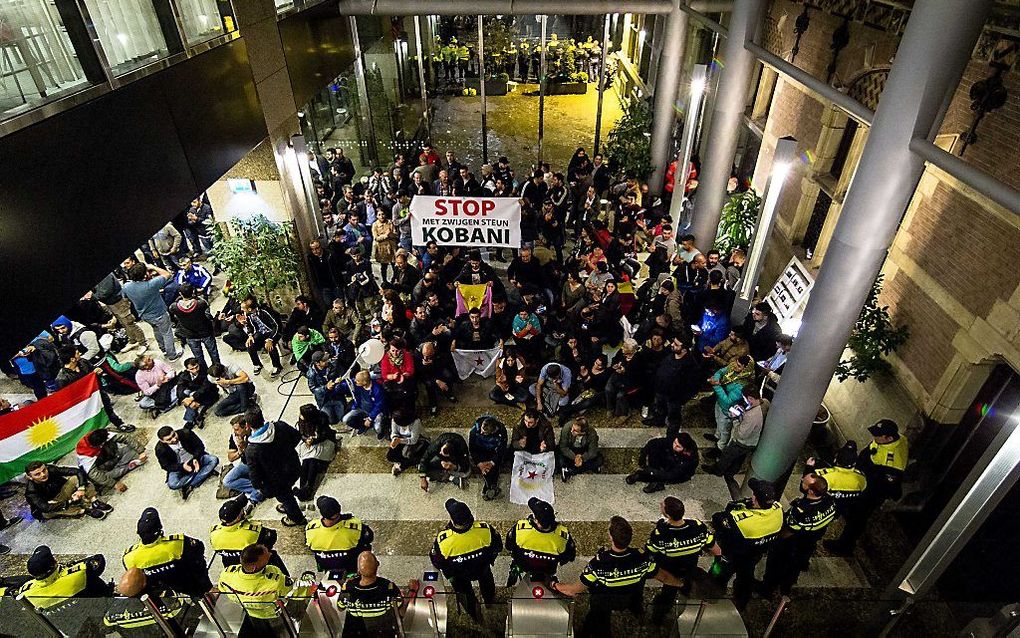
[
  {"left": 211, "top": 496, "right": 288, "bottom": 575},
  {"left": 217, "top": 544, "right": 292, "bottom": 638},
  {"left": 646, "top": 496, "right": 720, "bottom": 621},
  {"left": 103, "top": 568, "right": 186, "bottom": 637},
  {"left": 338, "top": 551, "right": 414, "bottom": 637},
  {"left": 305, "top": 495, "right": 374, "bottom": 576},
  {"left": 761, "top": 473, "right": 836, "bottom": 597},
  {"left": 827, "top": 419, "right": 908, "bottom": 555},
  {"left": 430, "top": 498, "right": 502, "bottom": 621},
  {"left": 710, "top": 478, "right": 784, "bottom": 609},
  {"left": 19, "top": 545, "right": 113, "bottom": 634},
  {"left": 807, "top": 441, "right": 867, "bottom": 517},
  {"left": 552, "top": 516, "right": 681, "bottom": 638},
  {"left": 123, "top": 507, "right": 212, "bottom": 598},
  {"left": 505, "top": 497, "right": 576, "bottom": 586}
]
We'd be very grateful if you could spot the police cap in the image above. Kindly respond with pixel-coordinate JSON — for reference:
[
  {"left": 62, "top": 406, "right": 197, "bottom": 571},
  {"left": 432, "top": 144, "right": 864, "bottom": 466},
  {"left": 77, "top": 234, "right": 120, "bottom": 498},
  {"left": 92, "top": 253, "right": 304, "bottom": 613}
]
[
  {"left": 137, "top": 507, "right": 163, "bottom": 543},
  {"left": 27, "top": 545, "right": 57, "bottom": 578},
  {"left": 747, "top": 478, "right": 776, "bottom": 506},
  {"left": 219, "top": 496, "right": 247, "bottom": 524},
  {"left": 528, "top": 497, "right": 556, "bottom": 529},
  {"left": 444, "top": 498, "right": 474, "bottom": 528},
  {"left": 868, "top": 419, "right": 899, "bottom": 438},
  {"left": 317, "top": 495, "right": 342, "bottom": 519}
]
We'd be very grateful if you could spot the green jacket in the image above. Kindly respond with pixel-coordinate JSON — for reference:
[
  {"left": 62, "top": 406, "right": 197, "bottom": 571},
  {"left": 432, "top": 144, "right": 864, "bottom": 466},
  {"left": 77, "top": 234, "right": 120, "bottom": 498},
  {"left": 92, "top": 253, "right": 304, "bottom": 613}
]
[{"left": 292, "top": 329, "right": 326, "bottom": 363}]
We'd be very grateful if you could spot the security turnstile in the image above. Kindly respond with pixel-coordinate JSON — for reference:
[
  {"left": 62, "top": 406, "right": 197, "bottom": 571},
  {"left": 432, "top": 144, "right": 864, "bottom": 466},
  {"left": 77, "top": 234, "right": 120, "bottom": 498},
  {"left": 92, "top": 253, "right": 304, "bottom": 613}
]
[
  {"left": 506, "top": 578, "right": 573, "bottom": 637},
  {"left": 671, "top": 599, "right": 748, "bottom": 637}
]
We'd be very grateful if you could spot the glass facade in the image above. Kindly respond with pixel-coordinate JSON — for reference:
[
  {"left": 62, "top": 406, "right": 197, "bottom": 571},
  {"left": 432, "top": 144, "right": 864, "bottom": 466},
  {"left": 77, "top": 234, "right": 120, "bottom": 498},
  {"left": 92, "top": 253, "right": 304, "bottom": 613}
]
[
  {"left": 82, "top": 0, "right": 170, "bottom": 75},
  {"left": 0, "top": 0, "right": 236, "bottom": 125},
  {"left": 0, "top": 0, "right": 89, "bottom": 117}
]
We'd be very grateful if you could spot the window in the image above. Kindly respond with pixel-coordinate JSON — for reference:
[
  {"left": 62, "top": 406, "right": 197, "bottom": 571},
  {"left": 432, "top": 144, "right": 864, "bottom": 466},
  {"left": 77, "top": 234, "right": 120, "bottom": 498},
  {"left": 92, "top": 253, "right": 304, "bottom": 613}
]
[
  {"left": 802, "top": 190, "right": 832, "bottom": 258},
  {"left": 0, "top": 0, "right": 90, "bottom": 120},
  {"left": 829, "top": 119, "right": 858, "bottom": 180},
  {"left": 81, "top": 0, "right": 169, "bottom": 75},
  {"left": 175, "top": 0, "right": 223, "bottom": 45}
]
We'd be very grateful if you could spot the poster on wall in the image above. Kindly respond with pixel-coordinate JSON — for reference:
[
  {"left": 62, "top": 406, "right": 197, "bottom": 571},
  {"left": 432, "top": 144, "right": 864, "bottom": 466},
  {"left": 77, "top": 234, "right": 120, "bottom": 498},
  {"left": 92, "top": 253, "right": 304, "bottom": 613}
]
[{"left": 410, "top": 196, "right": 521, "bottom": 248}]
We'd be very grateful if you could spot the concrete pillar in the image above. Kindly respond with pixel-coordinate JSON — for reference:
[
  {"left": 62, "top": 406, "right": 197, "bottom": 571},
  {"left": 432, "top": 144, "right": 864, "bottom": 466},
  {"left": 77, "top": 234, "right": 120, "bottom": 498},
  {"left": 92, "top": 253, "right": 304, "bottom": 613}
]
[
  {"left": 689, "top": 0, "right": 764, "bottom": 245},
  {"left": 648, "top": 4, "right": 689, "bottom": 197},
  {"left": 232, "top": 0, "right": 319, "bottom": 294},
  {"left": 749, "top": 0, "right": 995, "bottom": 485}
]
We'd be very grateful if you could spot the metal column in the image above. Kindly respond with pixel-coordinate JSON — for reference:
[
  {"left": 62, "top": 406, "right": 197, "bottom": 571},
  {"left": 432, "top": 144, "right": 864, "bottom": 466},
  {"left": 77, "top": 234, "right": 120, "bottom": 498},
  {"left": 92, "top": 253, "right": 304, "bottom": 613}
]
[
  {"left": 349, "top": 15, "right": 379, "bottom": 165},
  {"left": 669, "top": 63, "right": 708, "bottom": 227},
  {"left": 689, "top": 0, "right": 764, "bottom": 245},
  {"left": 538, "top": 15, "right": 547, "bottom": 164},
  {"left": 593, "top": 13, "right": 612, "bottom": 155},
  {"left": 749, "top": 0, "right": 995, "bottom": 485},
  {"left": 478, "top": 16, "right": 488, "bottom": 163},
  {"left": 414, "top": 16, "right": 431, "bottom": 139},
  {"left": 649, "top": 3, "right": 690, "bottom": 197}
]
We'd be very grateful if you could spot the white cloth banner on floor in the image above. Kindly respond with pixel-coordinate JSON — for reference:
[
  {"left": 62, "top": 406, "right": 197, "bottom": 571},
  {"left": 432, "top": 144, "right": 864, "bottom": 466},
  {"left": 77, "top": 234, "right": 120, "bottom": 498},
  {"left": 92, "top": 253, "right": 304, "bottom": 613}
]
[
  {"left": 410, "top": 196, "right": 521, "bottom": 248},
  {"left": 451, "top": 347, "right": 502, "bottom": 380},
  {"left": 510, "top": 451, "right": 556, "bottom": 505}
]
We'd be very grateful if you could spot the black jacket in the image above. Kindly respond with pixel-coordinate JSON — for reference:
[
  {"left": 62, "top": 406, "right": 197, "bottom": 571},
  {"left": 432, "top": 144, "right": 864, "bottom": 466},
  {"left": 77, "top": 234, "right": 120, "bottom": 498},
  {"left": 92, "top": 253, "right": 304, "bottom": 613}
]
[
  {"left": 170, "top": 299, "right": 216, "bottom": 339},
  {"left": 155, "top": 429, "right": 208, "bottom": 475},
  {"left": 640, "top": 437, "right": 699, "bottom": 484},
  {"left": 245, "top": 421, "right": 301, "bottom": 498},
  {"left": 25, "top": 465, "right": 89, "bottom": 519},
  {"left": 418, "top": 433, "right": 470, "bottom": 475},
  {"left": 743, "top": 315, "right": 782, "bottom": 362}
]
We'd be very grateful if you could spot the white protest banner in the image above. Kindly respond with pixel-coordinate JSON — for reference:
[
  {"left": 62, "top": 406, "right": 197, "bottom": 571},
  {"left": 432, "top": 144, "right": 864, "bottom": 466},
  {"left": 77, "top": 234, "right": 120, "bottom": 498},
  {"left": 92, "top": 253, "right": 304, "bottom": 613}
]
[
  {"left": 509, "top": 451, "right": 556, "bottom": 505},
  {"left": 451, "top": 347, "right": 501, "bottom": 380},
  {"left": 410, "top": 195, "right": 521, "bottom": 248}
]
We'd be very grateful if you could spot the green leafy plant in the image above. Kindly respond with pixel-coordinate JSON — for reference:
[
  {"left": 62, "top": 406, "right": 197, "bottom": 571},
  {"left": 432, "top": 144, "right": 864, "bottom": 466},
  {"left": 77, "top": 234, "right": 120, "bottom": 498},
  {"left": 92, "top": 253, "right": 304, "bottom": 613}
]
[
  {"left": 714, "top": 190, "right": 762, "bottom": 257},
  {"left": 210, "top": 215, "right": 302, "bottom": 311},
  {"left": 604, "top": 97, "right": 654, "bottom": 181},
  {"left": 835, "top": 275, "right": 910, "bottom": 382}
]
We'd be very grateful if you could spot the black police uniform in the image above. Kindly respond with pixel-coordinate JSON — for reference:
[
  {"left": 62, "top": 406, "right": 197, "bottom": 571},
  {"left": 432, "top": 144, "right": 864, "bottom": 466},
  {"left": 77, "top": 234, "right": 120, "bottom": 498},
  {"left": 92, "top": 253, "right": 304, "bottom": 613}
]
[
  {"left": 122, "top": 534, "right": 212, "bottom": 598},
  {"left": 645, "top": 517, "right": 714, "bottom": 608},
  {"left": 305, "top": 514, "right": 375, "bottom": 576},
  {"left": 505, "top": 516, "right": 577, "bottom": 583},
  {"left": 578, "top": 547, "right": 659, "bottom": 638},
  {"left": 210, "top": 518, "right": 289, "bottom": 575},
  {"left": 19, "top": 555, "right": 113, "bottom": 635},
  {"left": 762, "top": 494, "right": 836, "bottom": 596},
  {"left": 835, "top": 436, "right": 907, "bottom": 551},
  {"left": 104, "top": 591, "right": 186, "bottom": 637},
  {"left": 430, "top": 521, "right": 502, "bottom": 619},
  {"left": 337, "top": 576, "right": 403, "bottom": 637},
  {"left": 711, "top": 499, "right": 783, "bottom": 608}
]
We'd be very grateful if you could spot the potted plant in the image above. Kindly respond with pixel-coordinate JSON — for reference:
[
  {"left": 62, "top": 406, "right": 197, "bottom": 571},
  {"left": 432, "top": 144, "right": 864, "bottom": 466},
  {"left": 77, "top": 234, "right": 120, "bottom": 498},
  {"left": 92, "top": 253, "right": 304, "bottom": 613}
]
[
  {"left": 714, "top": 190, "right": 762, "bottom": 257},
  {"left": 604, "top": 97, "right": 654, "bottom": 181},
  {"left": 835, "top": 274, "right": 910, "bottom": 383},
  {"left": 210, "top": 214, "right": 303, "bottom": 314}
]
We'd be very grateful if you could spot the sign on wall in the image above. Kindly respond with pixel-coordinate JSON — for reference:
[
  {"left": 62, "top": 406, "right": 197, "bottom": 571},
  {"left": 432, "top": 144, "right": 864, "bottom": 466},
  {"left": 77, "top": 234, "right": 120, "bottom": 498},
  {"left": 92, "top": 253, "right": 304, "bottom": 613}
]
[
  {"left": 767, "top": 257, "right": 814, "bottom": 321},
  {"left": 410, "top": 196, "right": 521, "bottom": 248}
]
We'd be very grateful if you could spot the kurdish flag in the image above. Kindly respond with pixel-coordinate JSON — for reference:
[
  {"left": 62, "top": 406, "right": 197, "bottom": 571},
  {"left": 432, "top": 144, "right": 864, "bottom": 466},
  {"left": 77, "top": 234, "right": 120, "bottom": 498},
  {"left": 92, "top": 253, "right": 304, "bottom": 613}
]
[{"left": 0, "top": 372, "right": 109, "bottom": 485}]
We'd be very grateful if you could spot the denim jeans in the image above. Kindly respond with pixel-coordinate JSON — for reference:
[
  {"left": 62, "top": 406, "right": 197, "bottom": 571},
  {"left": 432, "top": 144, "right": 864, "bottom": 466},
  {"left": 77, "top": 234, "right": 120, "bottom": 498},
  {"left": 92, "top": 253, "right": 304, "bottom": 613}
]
[
  {"left": 184, "top": 229, "right": 213, "bottom": 255},
  {"left": 714, "top": 404, "right": 734, "bottom": 450},
  {"left": 186, "top": 337, "right": 221, "bottom": 366},
  {"left": 146, "top": 313, "right": 180, "bottom": 359},
  {"left": 343, "top": 409, "right": 385, "bottom": 435},
  {"left": 318, "top": 400, "right": 346, "bottom": 425},
  {"left": 214, "top": 384, "right": 255, "bottom": 417},
  {"left": 224, "top": 461, "right": 263, "bottom": 503},
  {"left": 167, "top": 453, "right": 219, "bottom": 490}
]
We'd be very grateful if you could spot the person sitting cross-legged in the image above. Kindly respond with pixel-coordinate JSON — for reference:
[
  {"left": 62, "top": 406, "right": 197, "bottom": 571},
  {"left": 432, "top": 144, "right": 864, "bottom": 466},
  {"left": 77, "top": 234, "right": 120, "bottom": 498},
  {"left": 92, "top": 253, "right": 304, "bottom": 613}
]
[
  {"left": 208, "top": 362, "right": 257, "bottom": 418},
  {"left": 154, "top": 426, "right": 219, "bottom": 500},
  {"left": 557, "top": 416, "right": 603, "bottom": 482},
  {"left": 418, "top": 432, "right": 471, "bottom": 492},
  {"left": 342, "top": 370, "right": 388, "bottom": 439},
  {"left": 177, "top": 358, "right": 219, "bottom": 430},
  {"left": 25, "top": 461, "right": 112, "bottom": 520},
  {"left": 135, "top": 355, "right": 180, "bottom": 417},
  {"left": 75, "top": 428, "right": 146, "bottom": 494}
]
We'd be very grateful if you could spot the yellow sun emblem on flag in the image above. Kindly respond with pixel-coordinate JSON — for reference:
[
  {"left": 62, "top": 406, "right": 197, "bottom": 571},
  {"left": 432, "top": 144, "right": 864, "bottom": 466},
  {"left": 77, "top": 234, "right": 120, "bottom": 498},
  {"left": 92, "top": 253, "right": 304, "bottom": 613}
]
[{"left": 27, "top": 417, "right": 60, "bottom": 449}]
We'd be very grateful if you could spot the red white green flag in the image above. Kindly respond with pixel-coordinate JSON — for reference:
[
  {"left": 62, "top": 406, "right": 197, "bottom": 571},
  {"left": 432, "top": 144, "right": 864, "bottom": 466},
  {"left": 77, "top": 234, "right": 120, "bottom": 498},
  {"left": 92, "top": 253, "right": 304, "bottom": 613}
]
[{"left": 0, "top": 372, "right": 109, "bottom": 484}]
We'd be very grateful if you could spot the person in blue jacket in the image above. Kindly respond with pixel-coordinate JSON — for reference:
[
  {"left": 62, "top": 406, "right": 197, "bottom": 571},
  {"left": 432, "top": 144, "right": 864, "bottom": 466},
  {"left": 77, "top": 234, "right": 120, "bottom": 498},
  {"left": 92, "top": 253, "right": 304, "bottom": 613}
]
[
  {"left": 342, "top": 370, "right": 388, "bottom": 439},
  {"left": 468, "top": 416, "right": 508, "bottom": 501},
  {"left": 705, "top": 355, "right": 755, "bottom": 452},
  {"left": 695, "top": 301, "right": 730, "bottom": 354}
]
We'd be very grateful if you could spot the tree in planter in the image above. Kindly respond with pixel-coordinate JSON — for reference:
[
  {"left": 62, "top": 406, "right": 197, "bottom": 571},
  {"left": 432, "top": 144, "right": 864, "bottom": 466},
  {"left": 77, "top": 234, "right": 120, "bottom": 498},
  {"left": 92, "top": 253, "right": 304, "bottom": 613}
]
[
  {"left": 835, "top": 274, "right": 910, "bottom": 383},
  {"left": 604, "top": 97, "right": 653, "bottom": 182},
  {"left": 210, "top": 215, "right": 302, "bottom": 312},
  {"left": 714, "top": 190, "right": 762, "bottom": 257}
]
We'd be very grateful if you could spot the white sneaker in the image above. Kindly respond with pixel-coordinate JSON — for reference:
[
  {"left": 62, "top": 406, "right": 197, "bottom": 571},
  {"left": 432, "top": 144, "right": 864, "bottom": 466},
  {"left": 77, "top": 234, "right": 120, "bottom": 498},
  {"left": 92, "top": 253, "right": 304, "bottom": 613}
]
[{"left": 641, "top": 406, "right": 650, "bottom": 419}]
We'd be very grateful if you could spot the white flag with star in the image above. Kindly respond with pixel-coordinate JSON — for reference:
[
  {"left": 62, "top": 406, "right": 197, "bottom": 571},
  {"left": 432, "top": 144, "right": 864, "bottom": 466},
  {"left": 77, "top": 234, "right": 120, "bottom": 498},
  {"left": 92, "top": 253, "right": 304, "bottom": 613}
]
[
  {"left": 451, "top": 347, "right": 502, "bottom": 380},
  {"left": 510, "top": 451, "right": 556, "bottom": 505}
]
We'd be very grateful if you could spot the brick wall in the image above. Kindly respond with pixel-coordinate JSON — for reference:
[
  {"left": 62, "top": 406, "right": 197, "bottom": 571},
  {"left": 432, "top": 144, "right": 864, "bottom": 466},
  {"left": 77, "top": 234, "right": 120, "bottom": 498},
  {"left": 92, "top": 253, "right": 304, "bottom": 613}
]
[
  {"left": 880, "top": 271, "right": 958, "bottom": 394},
  {"left": 903, "top": 181, "right": 1020, "bottom": 318},
  {"left": 762, "top": 82, "right": 824, "bottom": 227},
  {"left": 939, "top": 60, "right": 1020, "bottom": 191}
]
